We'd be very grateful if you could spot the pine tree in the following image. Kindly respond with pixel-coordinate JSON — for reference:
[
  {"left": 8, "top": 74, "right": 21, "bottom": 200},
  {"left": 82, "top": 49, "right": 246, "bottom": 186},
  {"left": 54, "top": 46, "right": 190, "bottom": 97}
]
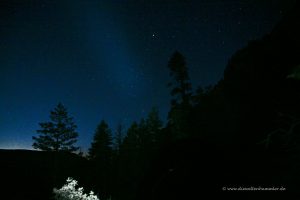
[
  {"left": 138, "top": 108, "right": 163, "bottom": 155},
  {"left": 117, "top": 111, "right": 163, "bottom": 200},
  {"left": 114, "top": 123, "right": 124, "bottom": 153},
  {"left": 167, "top": 51, "right": 193, "bottom": 139},
  {"left": 118, "top": 121, "right": 141, "bottom": 200},
  {"left": 121, "top": 122, "right": 140, "bottom": 158},
  {"left": 167, "top": 51, "right": 192, "bottom": 106},
  {"left": 88, "top": 120, "right": 113, "bottom": 199},
  {"left": 139, "top": 108, "right": 163, "bottom": 174},
  {"left": 146, "top": 107, "right": 163, "bottom": 145},
  {"left": 32, "top": 103, "right": 79, "bottom": 152},
  {"left": 88, "top": 120, "right": 113, "bottom": 161}
]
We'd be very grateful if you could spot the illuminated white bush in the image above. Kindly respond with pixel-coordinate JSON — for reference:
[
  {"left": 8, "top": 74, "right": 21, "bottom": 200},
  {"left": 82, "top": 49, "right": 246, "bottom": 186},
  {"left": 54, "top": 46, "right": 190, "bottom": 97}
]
[{"left": 53, "top": 177, "right": 99, "bottom": 200}]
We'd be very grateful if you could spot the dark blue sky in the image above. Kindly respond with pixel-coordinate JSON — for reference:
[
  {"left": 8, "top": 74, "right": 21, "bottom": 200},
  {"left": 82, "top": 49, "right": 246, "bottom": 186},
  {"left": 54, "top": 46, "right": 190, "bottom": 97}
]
[{"left": 0, "top": 0, "right": 294, "bottom": 151}]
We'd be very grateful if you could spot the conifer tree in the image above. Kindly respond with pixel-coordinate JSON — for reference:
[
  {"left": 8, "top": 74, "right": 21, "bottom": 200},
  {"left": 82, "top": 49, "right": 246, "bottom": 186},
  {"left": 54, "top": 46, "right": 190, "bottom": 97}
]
[
  {"left": 114, "top": 123, "right": 124, "bottom": 153},
  {"left": 167, "top": 51, "right": 192, "bottom": 106},
  {"left": 88, "top": 120, "right": 113, "bottom": 199},
  {"left": 167, "top": 51, "right": 192, "bottom": 139},
  {"left": 88, "top": 120, "right": 113, "bottom": 162},
  {"left": 32, "top": 103, "right": 79, "bottom": 152}
]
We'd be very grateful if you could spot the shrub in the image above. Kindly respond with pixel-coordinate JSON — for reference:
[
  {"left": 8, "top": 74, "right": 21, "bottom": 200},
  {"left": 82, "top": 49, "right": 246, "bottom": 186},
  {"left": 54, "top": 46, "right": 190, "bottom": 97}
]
[{"left": 53, "top": 177, "right": 99, "bottom": 200}]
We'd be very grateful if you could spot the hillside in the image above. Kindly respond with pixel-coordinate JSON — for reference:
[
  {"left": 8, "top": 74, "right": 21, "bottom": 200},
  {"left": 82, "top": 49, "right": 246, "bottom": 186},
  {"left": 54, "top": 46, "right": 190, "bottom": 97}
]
[{"left": 0, "top": 149, "right": 89, "bottom": 200}]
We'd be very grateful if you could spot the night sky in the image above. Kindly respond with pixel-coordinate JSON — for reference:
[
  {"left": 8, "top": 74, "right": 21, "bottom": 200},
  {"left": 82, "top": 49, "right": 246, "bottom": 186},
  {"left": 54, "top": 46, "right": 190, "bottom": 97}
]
[{"left": 0, "top": 0, "right": 294, "bottom": 151}]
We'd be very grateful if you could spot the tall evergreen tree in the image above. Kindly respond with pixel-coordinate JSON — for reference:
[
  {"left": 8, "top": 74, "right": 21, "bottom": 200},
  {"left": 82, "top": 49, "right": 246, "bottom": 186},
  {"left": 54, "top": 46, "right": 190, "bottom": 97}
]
[
  {"left": 114, "top": 123, "right": 124, "bottom": 153},
  {"left": 111, "top": 122, "right": 125, "bottom": 199},
  {"left": 140, "top": 108, "right": 163, "bottom": 154},
  {"left": 146, "top": 107, "right": 163, "bottom": 144},
  {"left": 121, "top": 122, "right": 140, "bottom": 160},
  {"left": 88, "top": 120, "right": 113, "bottom": 199},
  {"left": 167, "top": 51, "right": 193, "bottom": 139},
  {"left": 116, "top": 110, "right": 163, "bottom": 200},
  {"left": 139, "top": 108, "right": 163, "bottom": 175},
  {"left": 167, "top": 51, "right": 192, "bottom": 106},
  {"left": 117, "top": 121, "right": 141, "bottom": 200},
  {"left": 88, "top": 120, "right": 113, "bottom": 162},
  {"left": 32, "top": 103, "right": 79, "bottom": 152}
]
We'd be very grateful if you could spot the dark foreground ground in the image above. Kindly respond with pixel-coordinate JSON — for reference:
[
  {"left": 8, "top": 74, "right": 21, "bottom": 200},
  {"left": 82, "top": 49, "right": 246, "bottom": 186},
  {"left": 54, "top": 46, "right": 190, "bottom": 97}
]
[
  {"left": 1, "top": 139, "right": 299, "bottom": 200},
  {"left": 0, "top": 149, "right": 89, "bottom": 200}
]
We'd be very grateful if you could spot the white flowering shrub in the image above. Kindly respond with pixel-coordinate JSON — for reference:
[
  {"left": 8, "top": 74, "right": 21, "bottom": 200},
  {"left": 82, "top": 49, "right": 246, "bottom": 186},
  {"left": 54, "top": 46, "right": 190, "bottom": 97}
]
[{"left": 53, "top": 177, "right": 99, "bottom": 200}]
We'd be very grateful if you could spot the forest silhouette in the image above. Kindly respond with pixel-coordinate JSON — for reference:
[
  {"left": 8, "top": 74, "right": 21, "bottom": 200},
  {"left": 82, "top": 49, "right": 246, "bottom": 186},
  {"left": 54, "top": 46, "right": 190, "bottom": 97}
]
[{"left": 1, "top": 1, "right": 300, "bottom": 199}]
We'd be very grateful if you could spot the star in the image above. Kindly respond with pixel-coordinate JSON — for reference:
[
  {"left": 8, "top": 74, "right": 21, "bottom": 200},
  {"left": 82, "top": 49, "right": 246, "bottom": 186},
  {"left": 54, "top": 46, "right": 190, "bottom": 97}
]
[{"left": 152, "top": 33, "right": 157, "bottom": 39}]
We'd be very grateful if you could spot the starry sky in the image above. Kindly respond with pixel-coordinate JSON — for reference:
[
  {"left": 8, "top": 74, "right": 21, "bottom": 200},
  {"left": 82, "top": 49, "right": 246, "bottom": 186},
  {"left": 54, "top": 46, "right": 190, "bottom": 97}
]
[{"left": 0, "top": 0, "right": 295, "bottom": 151}]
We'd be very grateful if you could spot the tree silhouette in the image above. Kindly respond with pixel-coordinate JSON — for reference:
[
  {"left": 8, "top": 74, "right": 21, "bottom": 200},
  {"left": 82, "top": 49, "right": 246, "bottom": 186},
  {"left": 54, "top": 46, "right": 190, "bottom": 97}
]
[
  {"left": 167, "top": 51, "right": 192, "bottom": 139},
  {"left": 117, "top": 121, "right": 141, "bottom": 200},
  {"left": 88, "top": 120, "right": 113, "bottom": 199},
  {"left": 88, "top": 120, "right": 113, "bottom": 161},
  {"left": 114, "top": 109, "right": 163, "bottom": 200},
  {"left": 120, "top": 122, "right": 140, "bottom": 169},
  {"left": 32, "top": 103, "right": 79, "bottom": 152},
  {"left": 143, "top": 107, "right": 163, "bottom": 154},
  {"left": 167, "top": 51, "right": 192, "bottom": 106},
  {"left": 113, "top": 123, "right": 124, "bottom": 153}
]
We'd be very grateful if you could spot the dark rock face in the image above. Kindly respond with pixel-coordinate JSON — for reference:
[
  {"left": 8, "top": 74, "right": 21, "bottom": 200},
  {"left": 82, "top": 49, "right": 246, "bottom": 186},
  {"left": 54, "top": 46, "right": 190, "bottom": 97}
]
[{"left": 138, "top": 2, "right": 300, "bottom": 199}]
